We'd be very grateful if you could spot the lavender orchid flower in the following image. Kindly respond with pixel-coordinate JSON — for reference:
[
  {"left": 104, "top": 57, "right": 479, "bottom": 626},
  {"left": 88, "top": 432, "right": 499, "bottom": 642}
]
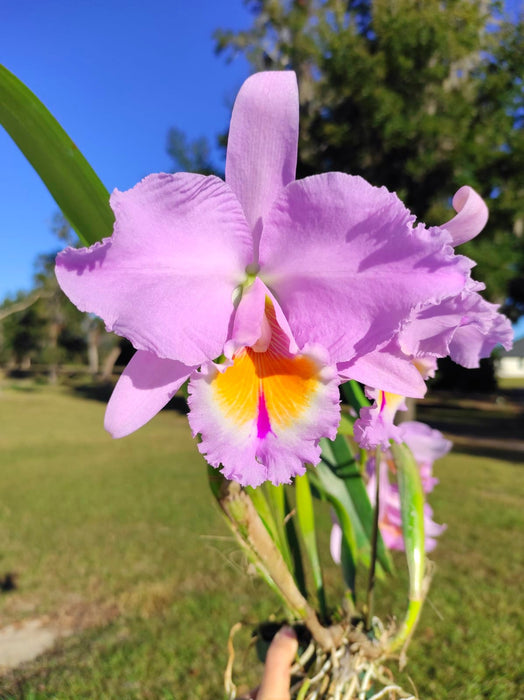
[
  {"left": 351, "top": 186, "right": 512, "bottom": 450},
  {"left": 365, "top": 421, "right": 451, "bottom": 552},
  {"left": 353, "top": 358, "right": 437, "bottom": 450},
  {"left": 56, "top": 71, "right": 490, "bottom": 486}
]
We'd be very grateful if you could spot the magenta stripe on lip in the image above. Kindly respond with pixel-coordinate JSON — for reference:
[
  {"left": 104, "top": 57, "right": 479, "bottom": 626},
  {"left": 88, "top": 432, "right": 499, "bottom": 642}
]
[{"left": 256, "top": 392, "right": 273, "bottom": 438}]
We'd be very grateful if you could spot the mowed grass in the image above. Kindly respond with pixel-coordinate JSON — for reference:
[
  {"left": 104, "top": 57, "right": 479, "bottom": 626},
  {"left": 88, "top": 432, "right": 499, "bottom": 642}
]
[{"left": 0, "top": 385, "right": 522, "bottom": 699}]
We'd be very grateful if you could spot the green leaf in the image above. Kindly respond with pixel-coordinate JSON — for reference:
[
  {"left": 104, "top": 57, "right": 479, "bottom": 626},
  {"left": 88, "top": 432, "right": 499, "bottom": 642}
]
[
  {"left": 0, "top": 65, "right": 113, "bottom": 246},
  {"left": 295, "top": 473, "right": 327, "bottom": 619},
  {"left": 337, "top": 411, "right": 355, "bottom": 436},
  {"left": 308, "top": 463, "right": 357, "bottom": 594},
  {"left": 245, "top": 486, "right": 280, "bottom": 543},
  {"left": 283, "top": 489, "right": 307, "bottom": 599},
  {"left": 246, "top": 485, "right": 307, "bottom": 598},
  {"left": 390, "top": 442, "right": 425, "bottom": 600},
  {"left": 388, "top": 442, "right": 427, "bottom": 653},
  {"left": 262, "top": 483, "right": 295, "bottom": 576},
  {"left": 321, "top": 435, "right": 394, "bottom": 575},
  {"left": 311, "top": 461, "right": 361, "bottom": 558},
  {"left": 341, "top": 380, "right": 370, "bottom": 414}
]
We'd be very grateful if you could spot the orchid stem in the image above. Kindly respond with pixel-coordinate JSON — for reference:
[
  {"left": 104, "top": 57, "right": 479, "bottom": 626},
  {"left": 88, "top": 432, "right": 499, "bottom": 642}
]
[
  {"left": 212, "top": 472, "right": 343, "bottom": 652},
  {"left": 366, "top": 447, "right": 381, "bottom": 628}
]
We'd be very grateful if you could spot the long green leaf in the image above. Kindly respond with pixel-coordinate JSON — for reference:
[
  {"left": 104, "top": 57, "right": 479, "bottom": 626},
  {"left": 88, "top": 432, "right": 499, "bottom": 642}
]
[
  {"left": 308, "top": 464, "right": 357, "bottom": 594},
  {"left": 341, "top": 380, "right": 370, "bottom": 414},
  {"left": 295, "top": 473, "right": 327, "bottom": 619},
  {"left": 245, "top": 486, "right": 280, "bottom": 544},
  {"left": 337, "top": 411, "right": 355, "bottom": 436},
  {"left": 0, "top": 65, "right": 113, "bottom": 245},
  {"left": 246, "top": 485, "right": 307, "bottom": 598},
  {"left": 283, "top": 490, "right": 307, "bottom": 599},
  {"left": 320, "top": 435, "right": 394, "bottom": 574},
  {"left": 312, "top": 462, "right": 363, "bottom": 558},
  {"left": 263, "top": 483, "right": 294, "bottom": 575},
  {"left": 388, "top": 442, "right": 427, "bottom": 653},
  {"left": 390, "top": 442, "right": 425, "bottom": 600}
]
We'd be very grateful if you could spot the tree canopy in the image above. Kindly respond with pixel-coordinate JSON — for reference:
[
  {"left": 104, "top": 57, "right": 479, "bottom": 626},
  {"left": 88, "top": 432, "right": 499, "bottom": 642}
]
[{"left": 216, "top": 0, "right": 524, "bottom": 314}]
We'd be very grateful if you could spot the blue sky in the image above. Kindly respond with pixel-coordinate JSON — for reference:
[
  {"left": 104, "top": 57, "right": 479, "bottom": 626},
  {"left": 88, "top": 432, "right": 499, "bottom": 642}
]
[
  {"left": 1, "top": 0, "right": 523, "bottom": 339},
  {"left": 1, "top": 0, "right": 251, "bottom": 297}
]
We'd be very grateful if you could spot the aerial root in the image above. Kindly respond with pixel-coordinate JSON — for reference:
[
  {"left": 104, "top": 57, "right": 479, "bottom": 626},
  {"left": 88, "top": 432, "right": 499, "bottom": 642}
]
[{"left": 226, "top": 620, "right": 420, "bottom": 700}]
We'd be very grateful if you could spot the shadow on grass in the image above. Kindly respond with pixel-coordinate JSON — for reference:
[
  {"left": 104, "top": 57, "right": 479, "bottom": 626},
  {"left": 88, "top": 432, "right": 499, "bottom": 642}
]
[
  {"left": 450, "top": 442, "right": 524, "bottom": 464},
  {"left": 417, "top": 391, "right": 524, "bottom": 464},
  {"left": 416, "top": 408, "right": 523, "bottom": 439},
  {"left": 71, "top": 381, "right": 189, "bottom": 415}
]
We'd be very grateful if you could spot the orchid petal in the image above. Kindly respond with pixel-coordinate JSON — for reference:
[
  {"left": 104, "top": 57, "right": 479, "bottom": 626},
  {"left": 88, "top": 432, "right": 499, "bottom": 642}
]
[
  {"left": 449, "top": 302, "right": 513, "bottom": 368},
  {"left": 412, "top": 356, "right": 438, "bottom": 380},
  {"left": 226, "top": 277, "right": 273, "bottom": 357},
  {"left": 366, "top": 454, "right": 446, "bottom": 552},
  {"left": 353, "top": 389, "right": 407, "bottom": 450},
  {"left": 441, "top": 186, "right": 488, "bottom": 246},
  {"left": 188, "top": 304, "right": 340, "bottom": 487},
  {"left": 105, "top": 351, "right": 195, "bottom": 438},
  {"left": 329, "top": 519, "right": 343, "bottom": 565},
  {"left": 338, "top": 344, "right": 427, "bottom": 398},
  {"left": 400, "top": 286, "right": 513, "bottom": 367},
  {"left": 260, "top": 173, "right": 470, "bottom": 363},
  {"left": 56, "top": 173, "right": 253, "bottom": 366},
  {"left": 423, "top": 504, "right": 447, "bottom": 551},
  {"left": 225, "top": 71, "right": 298, "bottom": 248},
  {"left": 226, "top": 277, "right": 299, "bottom": 359},
  {"left": 397, "top": 422, "right": 452, "bottom": 474}
]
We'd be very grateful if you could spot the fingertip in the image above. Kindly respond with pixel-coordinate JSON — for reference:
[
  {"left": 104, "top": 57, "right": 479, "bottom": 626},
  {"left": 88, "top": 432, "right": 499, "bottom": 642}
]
[
  {"left": 275, "top": 624, "right": 298, "bottom": 643},
  {"left": 257, "top": 626, "right": 298, "bottom": 699},
  {"left": 265, "top": 626, "right": 298, "bottom": 675}
]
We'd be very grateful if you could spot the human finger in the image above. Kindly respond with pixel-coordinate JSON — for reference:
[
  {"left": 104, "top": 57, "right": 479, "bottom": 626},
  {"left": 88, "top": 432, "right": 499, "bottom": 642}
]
[{"left": 257, "top": 625, "right": 298, "bottom": 700}]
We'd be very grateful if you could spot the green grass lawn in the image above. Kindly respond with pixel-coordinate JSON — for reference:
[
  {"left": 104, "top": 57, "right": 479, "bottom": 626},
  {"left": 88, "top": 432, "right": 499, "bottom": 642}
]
[{"left": 0, "top": 384, "right": 522, "bottom": 699}]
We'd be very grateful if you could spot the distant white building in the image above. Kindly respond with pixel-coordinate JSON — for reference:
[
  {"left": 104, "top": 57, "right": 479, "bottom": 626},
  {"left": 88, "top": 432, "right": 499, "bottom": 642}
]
[{"left": 497, "top": 337, "right": 524, "bottom": 378}]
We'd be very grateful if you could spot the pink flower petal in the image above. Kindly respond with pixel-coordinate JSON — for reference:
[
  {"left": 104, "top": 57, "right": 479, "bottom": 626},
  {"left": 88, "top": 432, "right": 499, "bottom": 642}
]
[
  {"left": 187, "top": 303, "right": 340, "bottom": 487},
  {"left": 259, "top": 173, "right": 469, "bottom": 364},
  {"left": 397, "top": 421, "right": 452, "bottom": 471},
  {"left": 56, "top": 173, "right": 253, "bottom": 367},
  {"left": 225, "top": 277, "right": 272, "bottom": 357},
  {"left": 226, "top": 277, "right": 299, "bottom": 359},
  {"left": 441, "top": 186, "right": 488, "bottom": 246},
  {"left": 338, "top": 343, "right": 427, "bottom": 398},
  {"left": 353, "top": 389, "right": 407, "bottom": 449},
  {"left": 105, "top": 350, "right": 195, "bottom": 438},
  {"left": 400, "top": 283, "right": 513, "bottom": 367},
  {"left": 449, "top": 300, "right": 513, "bottom": 367},
  {"left": 225, "top": 71, "right": 298, "bottom": 249},
  {"left": 329, "top": 518, "right": 343, "bottom": 565}
]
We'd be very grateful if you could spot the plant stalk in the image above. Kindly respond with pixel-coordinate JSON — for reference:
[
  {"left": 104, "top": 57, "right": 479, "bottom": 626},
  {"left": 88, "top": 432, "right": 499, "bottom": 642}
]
[{"left": 216, "top": 477, "right": 343, "bottom": 651}]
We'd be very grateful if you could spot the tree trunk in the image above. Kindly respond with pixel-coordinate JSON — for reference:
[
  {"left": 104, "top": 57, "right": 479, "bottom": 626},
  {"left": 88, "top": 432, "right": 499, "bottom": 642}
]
[
  {"left": 87, "top": 327, "right": 100, "bottom": 374},
  {"left": 101, "top": 345, "right": 121, "bottom": 381}
]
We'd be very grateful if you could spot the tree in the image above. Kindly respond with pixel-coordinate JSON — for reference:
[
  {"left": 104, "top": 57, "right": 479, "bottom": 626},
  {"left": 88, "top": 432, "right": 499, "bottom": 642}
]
[
  {"left": 1, "top": 298, "right": 46, "bottom": 369},
  {"left": 216, "top": 0, "right": 524, "bottom": 309},
  {"left": 0, "top": 214, "right": 121, "bottom": 380},
  {"left": 166, "top": 127, "right": 218, "bottom": 176}
]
